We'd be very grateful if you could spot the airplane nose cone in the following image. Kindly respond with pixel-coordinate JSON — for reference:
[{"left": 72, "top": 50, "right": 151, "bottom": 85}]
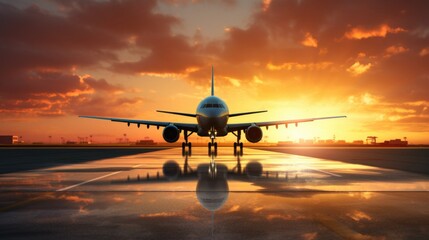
[{"left": 205, "top": 110, "right": 218, "bottom": 118}]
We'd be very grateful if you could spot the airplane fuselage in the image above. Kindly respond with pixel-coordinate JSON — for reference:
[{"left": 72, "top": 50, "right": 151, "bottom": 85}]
[{"left": 196, "top": 96, "right": 229, "bottom": 137}]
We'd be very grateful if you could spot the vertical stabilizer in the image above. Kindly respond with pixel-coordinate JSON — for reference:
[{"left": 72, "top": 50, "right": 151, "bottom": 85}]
[{"left": 211, "top": 66, "right": 214, "bottom": 96}]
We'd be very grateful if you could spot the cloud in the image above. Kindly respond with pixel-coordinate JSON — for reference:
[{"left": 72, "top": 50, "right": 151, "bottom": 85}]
[
  {"left": 266, "top": 62, "right": 333, "bottom": 71},
  {"left": 301, "top": 32, "right": 318, "bottom": 47},
  {"left": 0, "top": 0, "right": 204, "bottom": 118},
  {"left": 419, "top": 47, "right": 429, "bottom": 56},
  {"left": 262, "top": 0, "right": 272, "bottom": 12},
  {"left": 346, "top": 62, "right": 372, "bottom": 76},
  {"left": 347, "top": 95, "right": 429, "bottom": 132},
  {"left": 344, "top": 24, "right": 406, "bottom": 40},
  {"left": 385, "top": 45, "right": 408, "bottom": 57},
  {"left": 0, "top": 71, "right": 142, "bottom": 117},
  {"left": 0, "top": 0, "right": 203, "bottom": 75},
  {"left": 348, "top": 92, "right": 379, "bottom": 105},
  {"left": 221, "top": 25, "right": 270, "bottom": 64}
]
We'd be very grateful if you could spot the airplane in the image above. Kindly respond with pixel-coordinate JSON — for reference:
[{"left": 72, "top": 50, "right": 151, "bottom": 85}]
[{"left": 80, "top": 67, "right": 346, "bottom": 155}]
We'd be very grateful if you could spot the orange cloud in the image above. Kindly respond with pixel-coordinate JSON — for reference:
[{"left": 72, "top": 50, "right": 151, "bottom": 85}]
[
  {"left": 0, "top": 71, "right": 142, "bottom": 117},
  {"left": 419, "top": 47, "right": 429, "bottom": 56},
  {"left": 262, "top": 0, "right": 272, "bottom": 12},
  {"left": 348, "top": 92, "right": 379, "bottom": 105},
  {"left": 266, "top": 62, "right": 332, "bottom": 71},
  {"left": 385, "top": 45, "right": 408, "bottom": 57},
  {"left": 346, "top": 61, "right": 372, "bottom": 76},
  {"left": 301, "top": 32, "right": 318, "bottom": 47},
  {"left": 345, "top": 24, "right": 406, "bottom": 39}
]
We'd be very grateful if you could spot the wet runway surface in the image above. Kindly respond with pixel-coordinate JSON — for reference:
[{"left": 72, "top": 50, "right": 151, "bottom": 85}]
[{"left": 1, "top": 147, "right": 429, "bottom": 239}]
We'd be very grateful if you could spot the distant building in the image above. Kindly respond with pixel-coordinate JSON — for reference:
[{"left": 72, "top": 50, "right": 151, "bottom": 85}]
[
  {"left": 380, "top": 139, "right": 408, "bottom": 146},
  {"left": 352, "top": 140, "right": 364, "bottom": 145},
  {"left": 337, "top": 140, "right": 346, "bottom": 144},
  {"left": 0, "top": 135, "right": 19, "bottom": 144},
  {"left": 136, "top": 139, "right": 156, "bottom": 145}
]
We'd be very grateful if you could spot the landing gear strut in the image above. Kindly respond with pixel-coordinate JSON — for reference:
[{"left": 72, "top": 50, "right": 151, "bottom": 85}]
[
  {"left": 232, "top": 130, "right": 243, "bottom": 156},
  {"left": 182, "top": 130, "right": 193, "bottom": 156}
]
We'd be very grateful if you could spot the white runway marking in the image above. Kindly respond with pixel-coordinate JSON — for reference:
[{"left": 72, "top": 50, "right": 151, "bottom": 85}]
[
  {"left": 56, "top": 171, "right": 122, "bottom": 192},
  {"left": 56, "top": 163, "right": 144, "bottom": 192}
]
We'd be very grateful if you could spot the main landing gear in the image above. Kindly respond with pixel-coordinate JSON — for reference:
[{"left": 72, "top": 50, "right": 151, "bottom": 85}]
[
  {"left": 232, "top": 130, "right": 244, "bottom": 156},
  {"left": 182, "top": 130, "right": 193, "bottom": 156}
]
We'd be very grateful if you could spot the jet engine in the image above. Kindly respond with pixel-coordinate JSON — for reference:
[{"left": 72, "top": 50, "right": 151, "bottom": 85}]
[
  {"left": 163, "top": 125, "right": 180, "bottom": 143},
  {"left": 245, "top": 125, "right": 263, "bottom": 143}
]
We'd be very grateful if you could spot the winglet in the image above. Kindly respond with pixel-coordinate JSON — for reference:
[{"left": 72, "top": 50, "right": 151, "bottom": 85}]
[{"left": 211, "top": 65, "right": 214, "bottom": 96}]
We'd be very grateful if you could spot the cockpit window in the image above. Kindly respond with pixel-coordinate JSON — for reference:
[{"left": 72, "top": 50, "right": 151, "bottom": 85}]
[{"left": 202, "top": 103, "right": 225, "bottom": 108}]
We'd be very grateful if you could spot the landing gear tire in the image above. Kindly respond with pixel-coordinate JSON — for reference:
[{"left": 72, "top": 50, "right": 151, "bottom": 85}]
[
  {"left": 233, "top": 142, "right": 243, "bottom": 156},
  {"left": 182, "top": 142, "right": 192, "bottom": 156},
  {"left": 208, "top": 142, "right": 212, "bottom": 156},
  {"left": 214, "top": 142, "right": 218, "bottom": 156}
]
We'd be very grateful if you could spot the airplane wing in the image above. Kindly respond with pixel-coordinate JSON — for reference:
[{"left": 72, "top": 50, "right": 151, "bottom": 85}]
[
  {"left": 156, "top": 110, "right": 197, "bottom": 118},
  {"left": 79, "top": 116, "right": 198, "bottom": 132},
  {"left": 229, "top": 110, "right": 267, "bottom": 117},
  {"left": 227, "top": 116, "right": 346, "bottom": 132}
]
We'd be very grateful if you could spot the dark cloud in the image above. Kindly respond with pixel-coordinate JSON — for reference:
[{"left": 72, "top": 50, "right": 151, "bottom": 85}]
[
  {"left": 0, "top": 0, "right": 203, "bottom": 117},
  {"left": 192, "top": 0, "right": 429, "bottom": 104},
  {"left": 221, "top": 25, "right": 270, "bottom": 64},
  {"left": 0, "top": 71, "right": 141, "bottom": 117}
]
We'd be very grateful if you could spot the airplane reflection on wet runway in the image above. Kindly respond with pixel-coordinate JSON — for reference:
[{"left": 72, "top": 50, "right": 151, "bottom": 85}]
[{"left": 164, "top": 153, "right": 265, "bottom": 212}]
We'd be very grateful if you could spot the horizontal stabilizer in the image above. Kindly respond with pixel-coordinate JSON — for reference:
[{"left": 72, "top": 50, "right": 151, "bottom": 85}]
[
  {"left": 229, "top": 110, "right": 267, "bottom": 117},
  {"left": 157, "top": 110, "right": 196, "bottom": 118}
]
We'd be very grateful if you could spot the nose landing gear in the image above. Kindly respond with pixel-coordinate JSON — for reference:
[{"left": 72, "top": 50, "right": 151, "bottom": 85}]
[
  {"left": 208, "top": 142, "right": 218, "bottom": 156},
  {"left": 208, "top": 130, "right": 218, "bottom": 156}
]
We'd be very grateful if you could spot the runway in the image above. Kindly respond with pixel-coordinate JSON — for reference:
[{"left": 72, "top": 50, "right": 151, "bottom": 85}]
[{"left": 1, "top": 147, "right": 428, "bottom": 239}]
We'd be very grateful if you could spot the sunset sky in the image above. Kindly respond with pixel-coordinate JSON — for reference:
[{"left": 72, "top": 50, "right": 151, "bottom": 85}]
[{"left": 1, "top": 0, "right": 429, "bottom": 144}]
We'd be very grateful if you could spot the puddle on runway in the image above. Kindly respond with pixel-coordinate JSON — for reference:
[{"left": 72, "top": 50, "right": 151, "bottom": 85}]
[{"left": 1, "top": 147, "right": 429, "bottom": 239}]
